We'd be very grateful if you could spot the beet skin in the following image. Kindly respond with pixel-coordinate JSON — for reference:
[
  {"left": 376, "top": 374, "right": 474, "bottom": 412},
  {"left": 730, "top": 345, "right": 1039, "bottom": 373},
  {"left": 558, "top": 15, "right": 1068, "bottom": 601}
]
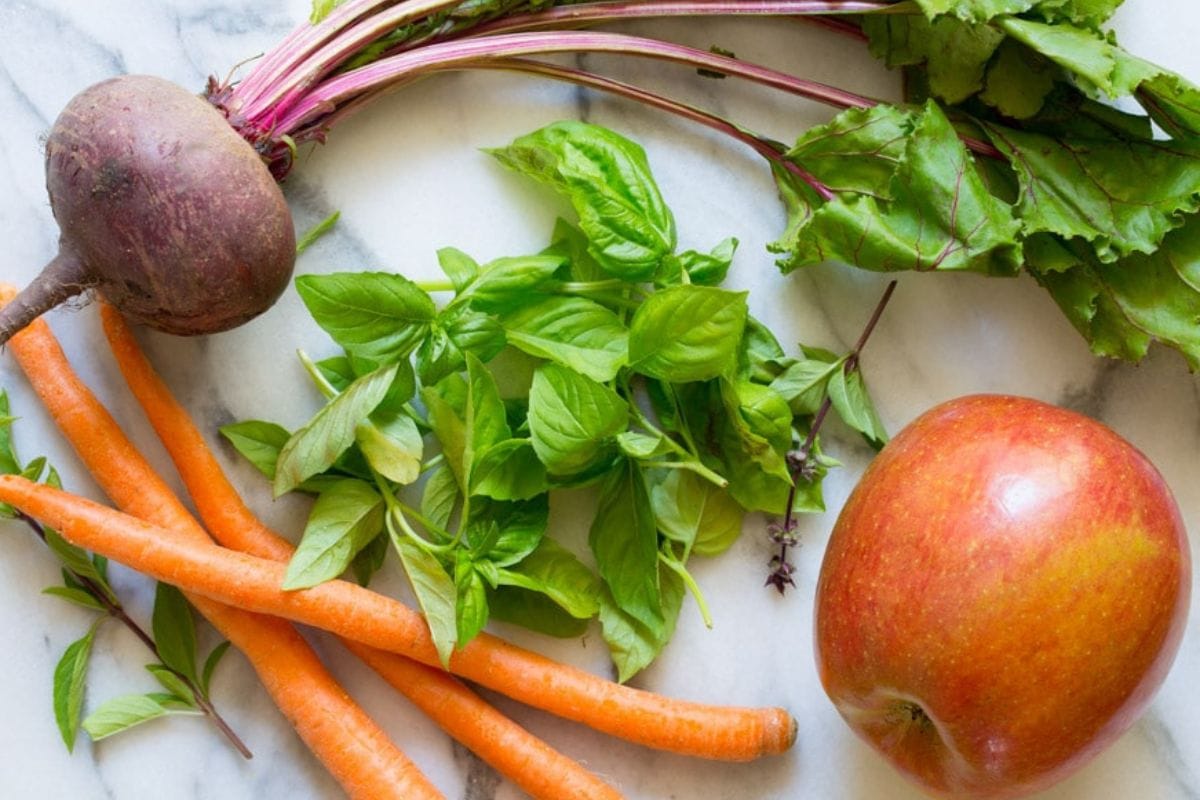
[{"left": 0, "top": 74, "right": 295, "bottom": 341}]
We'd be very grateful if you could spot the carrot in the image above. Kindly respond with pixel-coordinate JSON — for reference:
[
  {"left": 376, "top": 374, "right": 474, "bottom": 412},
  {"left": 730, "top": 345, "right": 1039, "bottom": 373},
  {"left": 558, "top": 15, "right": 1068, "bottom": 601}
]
[
  {"left": 100, "top": 303, "right": 624, "bottom": 800},
  {"left": 0, "top": 287, "right": 443, "bottom": 800},
  {"left": 0, "top": 473, "right": 797, "bottom": 762}
]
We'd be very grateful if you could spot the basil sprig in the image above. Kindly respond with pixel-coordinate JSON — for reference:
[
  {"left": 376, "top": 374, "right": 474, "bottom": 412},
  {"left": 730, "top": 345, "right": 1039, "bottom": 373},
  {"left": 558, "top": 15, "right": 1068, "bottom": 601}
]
[{"left": 228, "top": 122, "right": 887, "bottom": 680}]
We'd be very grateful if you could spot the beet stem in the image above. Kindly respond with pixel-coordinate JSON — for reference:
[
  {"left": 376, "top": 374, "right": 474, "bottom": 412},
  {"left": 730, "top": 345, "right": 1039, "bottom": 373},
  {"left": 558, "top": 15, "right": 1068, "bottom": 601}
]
[
  {"left": 0, "top": 250, "right": 92, "bottom": 347},
  {"left": 489, "top": 57, "right": 835, "bottom": 199},
  {"left": 231, "top": 0, "right": 400, "bottom": 114},
  {"left": 267, "top": 30, "right": 878, "bottom": 134},
  {"left": 466, "top": 0, "right": 910, "bottom": 38},
  {"left": 235, "top": 0, "right": 462, "bottom": 123}
]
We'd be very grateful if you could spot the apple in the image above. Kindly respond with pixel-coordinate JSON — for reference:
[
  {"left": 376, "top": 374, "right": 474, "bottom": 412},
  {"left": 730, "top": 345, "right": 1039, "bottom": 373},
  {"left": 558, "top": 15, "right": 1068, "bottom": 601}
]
[{"left": 814, "top": 394, "right": 1190, "bottom": 799}]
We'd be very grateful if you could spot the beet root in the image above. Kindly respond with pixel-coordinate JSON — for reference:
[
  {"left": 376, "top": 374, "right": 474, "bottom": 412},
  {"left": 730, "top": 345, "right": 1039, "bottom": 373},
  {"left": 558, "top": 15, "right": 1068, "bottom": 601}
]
[{"left": 0, "top": 74, "right": 295, "bottom": 344}]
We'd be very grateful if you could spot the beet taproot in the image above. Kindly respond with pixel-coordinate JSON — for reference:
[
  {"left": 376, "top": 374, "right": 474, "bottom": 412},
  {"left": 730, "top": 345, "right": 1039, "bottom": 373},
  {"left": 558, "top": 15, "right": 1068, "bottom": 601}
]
[{"left": 0, "top": 75, "right": 294, "bottom": 344}]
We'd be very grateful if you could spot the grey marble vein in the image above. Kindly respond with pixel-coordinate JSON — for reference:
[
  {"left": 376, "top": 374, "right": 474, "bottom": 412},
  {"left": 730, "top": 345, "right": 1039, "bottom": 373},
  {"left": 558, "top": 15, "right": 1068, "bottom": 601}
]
[{"left": 1138, "top": 713, "right": 1200, "bottom": 800}]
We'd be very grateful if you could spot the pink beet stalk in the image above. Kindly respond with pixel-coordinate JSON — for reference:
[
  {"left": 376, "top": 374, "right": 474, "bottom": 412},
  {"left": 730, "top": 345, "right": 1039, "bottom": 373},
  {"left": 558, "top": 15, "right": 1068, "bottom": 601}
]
[
  {"left": 215, "top": 0, "right": 992, "bottom": 182},
  {"left": 231, "top": 0, "right": 464, "bottom": 123},
  {"left": 466, "top": 0, "right": 911, "bottom": 36},
  {"left": 206, "top": 0, "right": 1009, "bottom": 187},
  {"left": 489, "top": 58, "right": 837, "bottom": 200},
  {"left": 263, "top": 30, "right": 878, "bottom": 134}
]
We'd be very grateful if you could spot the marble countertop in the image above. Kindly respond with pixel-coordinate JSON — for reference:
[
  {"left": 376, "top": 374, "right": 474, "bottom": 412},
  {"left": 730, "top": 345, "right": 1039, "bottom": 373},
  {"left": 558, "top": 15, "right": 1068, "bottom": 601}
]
[{"left": 1, "top": 1, "right": 1199, "bottom": 798}]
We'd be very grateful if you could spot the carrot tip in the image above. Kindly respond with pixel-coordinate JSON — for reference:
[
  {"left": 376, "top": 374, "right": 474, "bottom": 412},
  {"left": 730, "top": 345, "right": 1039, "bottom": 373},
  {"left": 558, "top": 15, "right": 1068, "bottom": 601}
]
[{"left": 766, "top": 708, "right": 799, "bottom": 757}]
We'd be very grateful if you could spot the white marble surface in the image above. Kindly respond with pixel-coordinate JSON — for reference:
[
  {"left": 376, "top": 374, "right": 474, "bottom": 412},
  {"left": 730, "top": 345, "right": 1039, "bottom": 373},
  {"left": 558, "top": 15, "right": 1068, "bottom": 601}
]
[{"left": 1, "top": 1, "right": 1199, "bottom": 798}]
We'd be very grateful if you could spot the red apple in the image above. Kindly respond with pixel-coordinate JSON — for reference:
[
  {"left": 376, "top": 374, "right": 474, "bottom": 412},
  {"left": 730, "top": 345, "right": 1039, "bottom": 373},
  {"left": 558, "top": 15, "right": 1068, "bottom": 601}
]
[{"left": 815, "top": 394, "right": 1190, "bottom": 799}]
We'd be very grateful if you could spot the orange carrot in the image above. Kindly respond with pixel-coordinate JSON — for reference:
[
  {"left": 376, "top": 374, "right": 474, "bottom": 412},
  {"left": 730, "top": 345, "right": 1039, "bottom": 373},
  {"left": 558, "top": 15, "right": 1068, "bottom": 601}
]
[
  {"left": 100, "top": 304, "right": 625, "bottom": 800},
  {"left": 0, "top": 474, "right": 797, "bottom": 762},
  {"left": 0, "top": 288, "right": 443, "bottom": 800}
]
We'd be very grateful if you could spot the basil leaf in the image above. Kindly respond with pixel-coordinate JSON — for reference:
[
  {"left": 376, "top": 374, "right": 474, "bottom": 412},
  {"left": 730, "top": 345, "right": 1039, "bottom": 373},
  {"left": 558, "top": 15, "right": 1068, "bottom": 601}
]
[
  {"left": 644, "top": 380, "right": 680, "bottom": 436},
  {"left": 393, "top": 537, "right": 458, "bottom": 666},
  {"left": 629, "top": 286, "right": 748, "bottom": 383},
  {"left": 589, "top": 461, "right": 662, "bottom": 634},
  {"left": 346, "top": 353, "right": 417, "bottom": 416},
  {"left": 734, "top": 381, "right": 794, "bottom": 453},
  {"left": 42, "top": 586, "right": 105, "bottom": 611},
  {"left": 436, "top": 246, "right": 480, "bottom": 293},
  {"left": 790, "top": 449, "right": 831, "bottom": 514},
  {"left": 616, "top": 431, "right": 674, "bottom": 460},
  {"left": 296, "top": 272, "right": 436, "bottom": 364},
  {"left": 417, "top": 307, "right": 506, "bottom": 387},
  {"left": 544, "top": 453, "right": 624, "bottom": 491},
  {"left": 142, "top": 692, "right": 196, "bottom": 712},
  {"left": 356, "top": 411, "right": 423, "bottom": 486},
  {"left": 771, "top": 355, "right": 844, "bottom": 416},
  {"left": 454, "top": 552, "right": 490, "bottom": 647},
  {"left": 152, "top": 584, "right": 197, "bottom": 684},
  {"left": 488, "top": 587, "right": 590, "bottom": 638},
  {"left": 528, "top": 363, "right": 629, "bottom": 476},
  {"left": 316, "top": 355, "right": 357, "bottom": 392},
  {"left": 283, "top": 479, "right": 385, "bottom": 590},
  {"left": 146, "top": 665, "right": 197, "bottom": 707},
  {"left": 416, "top": 326, "right": 460, "bottom": 390},
  {"left": 463, "top": 353, "right": 511, "bottom": 489},
  {"left": 598, "top": 566, "right": 684, "bottom": 683},
  {"left": 470, "top": 439, "right": 548, "bottom": 501},
  {"left": 82, "top": 694, "right": 172, "bottom": 741},
  {"left": 827, "top": 368, "right": 889, "bottom": 449},
  {"left": 468, "top": 496, "right": 549, "bottom": 568},
  {"left": 738, "top": 316, "right": 793, "bottom": 385},
  {"left": 501, "top": 297, "right": 629, "bottom": 383},
  {"left": 421, "top": 465, "right": 460, "bottom": 532},
  {"left": 718, "top": 380, "right": 795, "bottom": 514},
  {"left": 542, "top": 218, "right": 607, "bottom": 282},
  {"left": 651, "top": 469, "right": 745, "bottom": 557},
  {"left": 53, "top": 621, "right": 100, "bottom": 751},
  {"left": 274, "top": 363, "right": 399, "bottom": 496},
  {"left": 219, "top": 420, "right": 290, "bottom": 480},
  {"left": 491, "top": 121, "right": 676, "bottom": 280},
  {"left": 493, "top": 538, "right": 601, "bottom": 620},
  {"left": 675, "top": 381, "right": 792, "bottom": 514},
  {"left": 350, "top": 533, "right": 389, "bottom": 587},
  {"left": 658, "top": 237, "right": 738, "bottom": 287},
  {"left": 0, "top": 391, "right": 19, "bottom": 476},
  {"left": 422, "top": 374, "right": 469, "bottom": 490},
  {"left": 90, "top": 550, "right": 108, "bottom": 583},
  {"left": 445, "top": 308, "right": 506, "bottom": 362},
  {"left": 467, "top": 255, "right": 565, "bottom": 313},
  {"left": 200, "top": 641, "right": 232, "bottom": 697},
  {"left": 44, "top": 529, "right": 114, "bottom": 602},
  {"left": 21, "top": 456, "right": 46, "bottom": 484}
]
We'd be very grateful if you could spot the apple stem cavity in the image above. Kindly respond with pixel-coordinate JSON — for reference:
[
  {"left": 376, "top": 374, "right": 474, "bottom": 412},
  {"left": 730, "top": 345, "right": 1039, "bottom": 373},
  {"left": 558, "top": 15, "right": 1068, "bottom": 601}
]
[
  {"left": 766, "top": 279, "right": 898, "bottom": 595},
  {"left": 891, "top": 700, "right": 934, "bottom": 730}
]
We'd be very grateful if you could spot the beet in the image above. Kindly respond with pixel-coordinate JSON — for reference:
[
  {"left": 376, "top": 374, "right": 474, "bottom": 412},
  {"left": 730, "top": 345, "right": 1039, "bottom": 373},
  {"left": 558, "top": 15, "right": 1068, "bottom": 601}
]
[{"left": 0, "top": 75, "right": 294, "bottom": 343}]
